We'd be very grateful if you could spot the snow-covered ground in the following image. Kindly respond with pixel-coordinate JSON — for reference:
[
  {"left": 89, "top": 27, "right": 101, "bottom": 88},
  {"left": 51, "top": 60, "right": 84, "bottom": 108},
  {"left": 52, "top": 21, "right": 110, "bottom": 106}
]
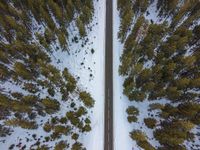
[
  {"left": 113, "top": 0, "right": 170, "bottom": 149},
  {"left": 53, "top": 0, "right": 106, "bottom": 149},
  {"left": 72, "top": 0, "right": 105, "bottom": 149},
  {"left": 0, "top": 0, "right": 105, "bottom": 150},
  {"left": 144, "top": 0, "right": 172, "bottom": 25},
  {"left": 113, "top": 0, "right": 136, "bottom": 149},
  {"left": 113, "top": 0, "right": 200, "bottom": 149}
]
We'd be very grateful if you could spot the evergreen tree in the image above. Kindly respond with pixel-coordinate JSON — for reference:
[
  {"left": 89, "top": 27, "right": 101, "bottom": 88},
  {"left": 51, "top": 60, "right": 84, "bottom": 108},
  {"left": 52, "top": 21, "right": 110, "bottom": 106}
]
[
  {"left": 126, "top": 106, "right": 139, "bottom": 123},
  {"left": 79, "top": 92, "right": 94, "bottom": 108}
]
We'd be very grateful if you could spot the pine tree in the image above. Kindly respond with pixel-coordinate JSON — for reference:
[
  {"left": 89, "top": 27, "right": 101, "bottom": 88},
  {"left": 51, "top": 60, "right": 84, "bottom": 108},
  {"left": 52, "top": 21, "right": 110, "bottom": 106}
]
[
  {"left": 54, "top": 141, "right": 68, "bottom": 150},
  {"left": 126, "top": 106, "right": 139, "bottom": 123},
  {"left": 71, "top": 142, "right": 85, "bottom": 150},
  {"left": 42, "top": 98, "right": 60, "bottom": 114},
  {"left": 14, "top": 62, "right": 33, "bottom": 80},
  {"left": 76, "top": 17, "right": 86, "bottom": 37},
  {"left": 5, "top": 118, "right": 38, "bottom": 129},
  {"left": 79, "top": 92, "right": 94, "bottom": 108},
  {"left": 118, "top": 5, "right": 134, "bottom": 42}
]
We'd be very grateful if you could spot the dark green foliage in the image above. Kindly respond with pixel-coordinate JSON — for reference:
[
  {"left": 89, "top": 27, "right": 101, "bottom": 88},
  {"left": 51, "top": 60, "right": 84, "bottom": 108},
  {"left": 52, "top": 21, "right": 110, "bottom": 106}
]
[
  {"left": 128, "top": 90, "right": 146, "bottom": 101},
  {"left": 71, "top": 142, "right": 85, "bottom": 150},
  {"left": 170, "top": 0, "right": 200, "bottom": 28},
  {"left": 59, "top": 117, "right": 68, "bottom": 124},
  {"left": 158, "top": 145, "right": 187, "bottom": 150},
  {"left": 137, "top": 141, "right": 156, "bottom": 150},
  {"left": 76, "top": 107, "right": 87, "bottom": 117},
  {"left": 35, "top": 32, "right": 50, "bottom": 50},
  {"left": 54, "top": 125, "right": 71, "bottom": 136},
  {"left": 66, "top": 106, "right": 91, "bottom": 133},
  {"left": 66, "top": 111, "right": 81, "bottom": 128},
  {"left": 154, "top": 119, "right": 194, "bottom": 147},
  {"left": 23, "top": 83, "right": 39, "bottom": 94},
  {"left": 144, "top": 118, "right": 156, "bottom": 129},
  {"left": 0, "top": 93, "right": 32, "bottom": 115},
  {"left": 83, "top": 124, "right": 92, "bottom": 132},
  {"left": 148, "top": 103, "right": 164, "bottom": 111},
  {"left": 36, "top": 145, "right": 49, "bottom": 150},
  {"left": 0, "top": 65, "right": 11, "bottom": 81},
  {"left": 0, "top": 0, "right": 94, "bottom": 149},
  {"left": 85, "top": 118, "right": 91, "bottom": 124},
  {"left": 54, "top": 141, "right": 69, "bottom": 150},
  {"left": 44, "top": 28, "right": 55, "bottom": 44},
  {"left": 133, "top": 0, "right": 150, "bottom": 14},
  {"left": 62, "top": 68, "right": 77, "bottom": 92},
  {"left": 11, "top": 92, "right": 23, "bottom": 99},
  {"left": 56, "top": 29, "right": 68, "bottom": 51},
  {"left": 193, "top": 25, "right": 200, "bottom": 40},
  {"left": 0, "top": 94, "right": 12, "bottom": 109},
  {"left": 166, "top": 86, "right": 181, "bottom": 101},
  {"left": 119, "top": 9, "right": 198, "bottom": 104},
  {"left": 48, "top": 0, "right": 63, "bottom": 25},
  {"left": 43, "top": 123, "right": 52, "bottom": 133},
  {"left": 117, "top": 0, "right": 134, "bottom": 42},
  {"left": 119, "top": 51, "right": 133, "bottom": 75},
  {"left": 126, "top": 106, "right": 139, "bottom": 123},
  {"left": 0, "top": 49, "right": 9, "bottom": 64},
  {"left": 123, "top": 77, "right": 135, "bottom": 96},
  {"left": 14, "top": 62, "right": 33, "bottom": 80},
  {"left": 130, "top": 130, "right": 155, "bottom": 150},
  {"left": 22, "top": 95, "right": 38, "bottom": 105},
  {"left": 161, "top": 102, "right": 200, "bottom": 125},
  {"left": 72, "top": 133, "right": 79, "bottom": 141},
  {"left": 42, "top": 98, "right": 60, "bottom": 114},
  {"left": 79, "top": 91, "right": 94, "bottom": 108},
  {"left": 76, "top": 17, "right": 86, "bottom": 37},
  {"left": 130, "top": 130, "right": 147, "bottom": 142},
  {"left": 40, "top": 64, "right": 62, "bottom": 86},
  {"left": 5, "top": 118, "right": 38, "bottom": 129},
  {"left": 118, "top": 0, "right": 200, "bottom": 148}
]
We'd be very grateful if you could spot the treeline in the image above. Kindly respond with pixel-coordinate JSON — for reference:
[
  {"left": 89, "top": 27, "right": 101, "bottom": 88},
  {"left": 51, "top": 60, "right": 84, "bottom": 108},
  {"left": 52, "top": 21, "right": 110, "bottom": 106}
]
[
  {"left": 0, "top": 0, "right": 94, "bottom": 48},
  {"left": 118, "top": 0, "right": 200, "bottom": 149},
  {"left": 117, "top": 0, "right": 151, "bottom": 42},
  {"left": 0, "top": 0, "right": 95, "bottom": 149}
]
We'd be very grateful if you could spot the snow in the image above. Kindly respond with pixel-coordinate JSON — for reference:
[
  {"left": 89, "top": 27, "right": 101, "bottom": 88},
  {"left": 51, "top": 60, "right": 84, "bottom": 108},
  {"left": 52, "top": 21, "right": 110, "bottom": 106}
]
[
  {"left": 45, "top": 0, "right": 106, "bottom": 149},
  {"left": 184, "top": 125, "right": 200, "bottom": 150},
  {"left": 0, "top": 117, "right": 51, "bottom": 149},
  {"left": 176, "top": 13, "right": 190, "bottom": 29},
  {"left": 143, "top": 60, "right": 153, "bottom": 69},
  {"left": 129, "top": 99, "right": 169, "bottom": 149},
  {"left": 144, "top": 0, "right": 159, "bottom": 23},
  {"left": 75, "top": 1, "right": 105, "bottom": 149},
  {"left": 113, "top": 0, "right": 136, "bottom": 149},
  {"left": 50, "top": 0, "right": 106, "bottom": 149},
  {"left": 144, "top": 0, "right": 172, "bottom": 25},
  {"left": 114, "top": 0, "right": 200, "bottom": 149},
  {"left": 1, "top": 0, "right": 200, "bottom": 149},
  {"left": 113, "top": 0, "right": 172, "bottom": 149},
  {"left": 0, "top": 0, "right": 105, "bottom": 149},
  {"left": 1, "top": 81, "right": 29, "bottom": 96}
]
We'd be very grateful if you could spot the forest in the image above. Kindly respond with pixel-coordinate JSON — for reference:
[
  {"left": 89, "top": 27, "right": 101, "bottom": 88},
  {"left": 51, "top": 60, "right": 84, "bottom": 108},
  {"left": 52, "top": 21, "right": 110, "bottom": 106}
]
[
  {"left": 0, "top": 0, "right": 95, "bottom": 149},
  {"left": 118, "top": 0, "right": 200, "bottom": 149}
]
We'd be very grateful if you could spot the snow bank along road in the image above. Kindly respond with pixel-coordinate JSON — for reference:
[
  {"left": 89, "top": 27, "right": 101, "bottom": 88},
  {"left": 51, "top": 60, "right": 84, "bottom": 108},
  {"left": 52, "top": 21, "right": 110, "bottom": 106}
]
[{"left": 104, "top": 0, "right": 113, "bottom": 150}]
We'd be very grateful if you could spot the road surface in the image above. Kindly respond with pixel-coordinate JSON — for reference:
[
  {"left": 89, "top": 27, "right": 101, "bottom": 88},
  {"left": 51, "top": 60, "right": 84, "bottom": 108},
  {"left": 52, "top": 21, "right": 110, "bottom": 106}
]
[{"left": 104, "top": 0, "right": 113, "bottom": 150}]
